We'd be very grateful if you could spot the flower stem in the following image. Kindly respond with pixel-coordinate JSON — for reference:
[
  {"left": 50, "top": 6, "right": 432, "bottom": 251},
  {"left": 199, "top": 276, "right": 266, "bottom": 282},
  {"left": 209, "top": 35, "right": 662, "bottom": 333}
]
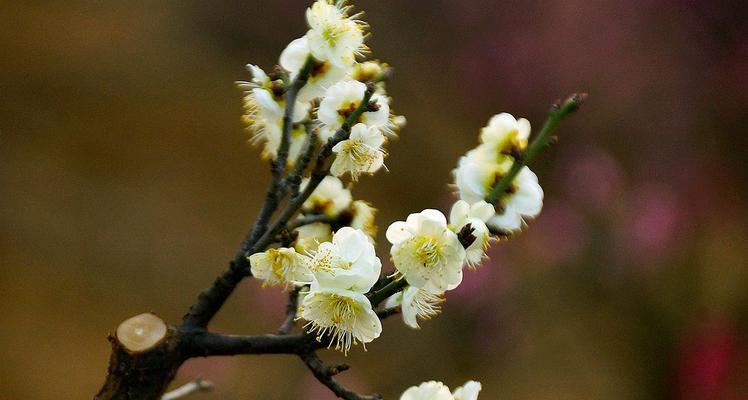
[
  {"left": 485, "top": 93, "right": 586, "bottom": 205},
  {"left": 367, "top": 278, "right": 408, "bottom": 307}
]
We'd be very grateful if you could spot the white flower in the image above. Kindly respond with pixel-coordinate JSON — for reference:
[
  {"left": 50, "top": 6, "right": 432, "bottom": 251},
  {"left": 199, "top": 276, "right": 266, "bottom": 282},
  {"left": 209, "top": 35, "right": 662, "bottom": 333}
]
[
  {"left": 349, "top": 200, "right": 377, "bottom": 240},
  {"left": 301, "top": 176, "right": 352, "bottom": 218},
  {"left": 305, "top": 0, "right": 367, "bottom": 67},
  {"left": 279, "top": 36, "right": 350, "bottom": 102},
  {"left": 299, "top": 227, "right": 382, "bottom": 354},
  {"left": 309, "top": 227, "right": 381, "bottom": 293},
  {"left": 385, "top": 286, "right": 444, "bottom": 329},
  {"left": 293, "top": 222, "right": 333, "bottom": 253},
  {"left": 248, "top": 247, "right": 313, "bottom": 287},
  {"left": 386, "top": 210, "right": 466, "bottom": 293},
  {"left": 449, "top": 200, "right": 494, "bottom": 267},
  {"left": 318, "top": 80, "right": 390, "bottom": 140},
  {"left": 479, "top": 112, "right": 531, "bottom": 158},
  {"left": 400, "top": 381, "right": 454, "bottom": 400},
  {"left": 300, "top": 285, "right": 381, "bottom": 354},
  {"left": 238, "top": 65, "right": 310, "bottom": 162},
  {"left": 453, "top": 153, "right": 543, "bottom": 233},
  {"left": 486, "top": 167, "right": 543, "bottom": 232},
  {"left": 399, "top": 380, "right": 482, "bottom": 400},
  {"left": 452, "top": 381, "right": 482, "bottom": 400},
  {"left": 330, "top": 123, "right": 386, "bottom": 180}
]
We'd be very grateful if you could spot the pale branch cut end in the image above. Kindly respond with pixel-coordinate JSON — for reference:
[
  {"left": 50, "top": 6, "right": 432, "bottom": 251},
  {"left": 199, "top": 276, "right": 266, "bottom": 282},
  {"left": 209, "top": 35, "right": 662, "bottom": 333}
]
[{"left": 116, "top": 312, "right": 168, "bottom": 353}]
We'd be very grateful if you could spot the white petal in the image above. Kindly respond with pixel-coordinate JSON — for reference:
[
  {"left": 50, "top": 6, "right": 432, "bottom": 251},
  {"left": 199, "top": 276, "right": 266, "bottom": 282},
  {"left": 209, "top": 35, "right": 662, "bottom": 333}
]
[
  {"left": 469, "top": 200, "right": 496, "bottom": 222},
  {"left": 517, "top": 118, "right": 531, "bottom": 141},
  {"left": 386, "top": 221, "right": 412, "bottom": 244},
  {"left": 279, "top": 36, "right": 310, "bottom": 74},
  {"left": 449, "top": 200, "right": 471, "bottom": 227},
  {"left": 453, "top": 381, "right": 482, "bottom": 400},
  {"left": 488, "top": 210, "right": 523, "bottom": 231},
  {"left": 418, "top": 209, "right": 448, "bottom": 236}
]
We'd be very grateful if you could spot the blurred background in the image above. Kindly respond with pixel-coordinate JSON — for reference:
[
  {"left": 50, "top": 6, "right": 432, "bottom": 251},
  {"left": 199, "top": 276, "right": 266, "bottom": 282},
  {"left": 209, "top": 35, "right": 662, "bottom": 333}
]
[{"left": 1, "top": 0, "right": 747, "bottom": 399}]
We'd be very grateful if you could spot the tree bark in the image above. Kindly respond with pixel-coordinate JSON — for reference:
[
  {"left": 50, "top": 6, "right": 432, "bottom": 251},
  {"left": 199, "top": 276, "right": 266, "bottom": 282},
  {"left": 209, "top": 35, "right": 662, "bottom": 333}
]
[{"left": 95, "top": 326, "right": 186, "bottom": 400}]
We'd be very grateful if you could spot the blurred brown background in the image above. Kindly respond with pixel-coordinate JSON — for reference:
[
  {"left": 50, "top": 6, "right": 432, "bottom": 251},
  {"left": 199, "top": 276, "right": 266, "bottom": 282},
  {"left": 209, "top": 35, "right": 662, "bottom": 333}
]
[{"left": 1, "top": 0, "right": 747, "bottom": 399}]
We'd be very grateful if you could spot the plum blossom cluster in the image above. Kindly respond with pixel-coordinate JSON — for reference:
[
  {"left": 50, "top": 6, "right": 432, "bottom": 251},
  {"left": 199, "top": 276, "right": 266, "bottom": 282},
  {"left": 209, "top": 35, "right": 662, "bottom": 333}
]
[
  {"left": 400, "top": 380, "right": 482, "bottom": 400},
  {"left": 236, "top": 1, "right": 580, "bottom": 398},
  {"left": 237, "top": 0, "right": 402, "bottom": 179}
]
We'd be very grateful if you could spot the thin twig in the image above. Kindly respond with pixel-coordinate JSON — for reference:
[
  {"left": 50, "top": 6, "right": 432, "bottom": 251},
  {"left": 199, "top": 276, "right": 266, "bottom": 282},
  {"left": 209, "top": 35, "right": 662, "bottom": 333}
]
[
  {"left": 287, "top": 214, "right": 333, "bottom": 231},
  {"left": 485, "top": 93, "right": 586, "bottom": 205},
  {"left": 367, "top": 278, "right": 408, "bottom": 307},
  {"left": 277, "top": 287, "right": 302, "bottom": 335},
  {"left": 251, "top": 87, "right": 375, "bottom": 253},
  {"left": 182, "top": 58, "right": 317, "bottom": 329},
  {"left": 300, "top": 351, "right": 382, "bottom": 400},
  {"left": 161, "top": 378, "right": 214, "bottom": 400},
  {"left": 376, "top": 307, "right": 401, "bottom": 320},
  {"left": 283, "top": 123, "right": 319, "bottom": 199}
]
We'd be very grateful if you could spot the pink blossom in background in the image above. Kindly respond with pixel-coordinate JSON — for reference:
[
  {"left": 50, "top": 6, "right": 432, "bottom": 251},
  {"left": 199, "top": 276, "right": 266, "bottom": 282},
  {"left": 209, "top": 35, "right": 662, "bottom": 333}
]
[
  {"left": 560, "top": 147, "right": 623, "bottom": 212},
  {"left": 178, "top": 355, "right": 238, "bottom": 387},
  {"left": 615, "top": 182, "right": 687, "bottom": 265},
  {"left": 673, "top": 316, "right": 744, "bottom": 400},
  {"left": 449, "top": 245, "right": 511, "bottom": 308},
  {"left": 245, "top": 278, "right": 287, "bottom": 321},
  {"left": 517, "top": 202, "right": 588, "bottom": 268}
]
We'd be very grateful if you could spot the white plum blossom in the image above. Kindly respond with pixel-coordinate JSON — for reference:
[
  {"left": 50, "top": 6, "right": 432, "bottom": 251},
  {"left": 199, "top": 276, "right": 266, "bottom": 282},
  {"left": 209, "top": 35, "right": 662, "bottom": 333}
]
[
  {"left": 400, "top": 381, "right": 454, "bottom": 400},
  {"left": 385, "top": 286, "right": 444, "bottom": 329},
  {"left": 318, "top": 80, "right": 390, "bottom": 140},
  {"left": 300, "top": 285, "right": 381, "bottom": 354},
  {"left": 301, "top": 176, "right": 353, "bottom": 218},
  {"left": 478, "top": 112, "right": 531, "bottom": 160},
  {"left": 305, "top": 0, "right": 367, "bottom": 67},
  {"left": 293, "top": 222, "right": 333, "bottom": 253},
  {"left": 248, "top": 247, "right": 313, "bottom": 287},
  {"left": 330, "top": 123, "right": 386, "bottom": 180},
  {"left": 399, "top": 380, "right": 482, "bottom": 400},
  {"left": 308, "top": 227, "right": 381, "bottom": 293},
  {"left": 452, "top": 381, "right": 482, "bottom": 400},
  {"left": 485, "top": 167, "right": 543, "bottom": 232},
  {"left": 349, "top": 200, "right": 377, "bottom": 240},
  {"left": 386, "top": 209, "right": 466, "bottom": 293},
  {"left": 453, "top": 148, "right": 543, "bottom": 233},
  {"left": 449, "top": 200, "right": 494, "bottom": 267},
  {"left": 237, "top": 65, "right": 310, "bottom": 162},
  {"left": 299, "top": 227, "right": 382, "bottom": 353},
  {"left": 280, "top": 35, "right": 350, "bottom": 102}
]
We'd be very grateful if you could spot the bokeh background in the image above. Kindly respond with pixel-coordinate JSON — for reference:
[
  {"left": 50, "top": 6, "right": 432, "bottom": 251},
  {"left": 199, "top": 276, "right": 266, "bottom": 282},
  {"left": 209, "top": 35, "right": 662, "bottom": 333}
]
[{"left": 2, "top": 0, "right": 747, "bottom": 399}]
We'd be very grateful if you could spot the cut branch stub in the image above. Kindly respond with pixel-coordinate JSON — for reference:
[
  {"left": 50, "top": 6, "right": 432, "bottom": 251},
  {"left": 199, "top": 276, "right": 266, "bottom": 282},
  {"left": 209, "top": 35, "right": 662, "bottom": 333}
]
[{"left": 116, "top": 312, "right": 168, "bottom": 353}]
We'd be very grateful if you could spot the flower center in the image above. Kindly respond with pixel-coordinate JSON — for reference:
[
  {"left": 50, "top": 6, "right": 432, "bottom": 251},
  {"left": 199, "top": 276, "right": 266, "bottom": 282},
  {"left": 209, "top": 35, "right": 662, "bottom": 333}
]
[
  {"left": 341, "top": 140, "right": 376, "bottom": 167},
  {"left": 337, "top": 101, "right": 361, "bottom": 119},
  {"left": 413, "top": 236, "right": 441, "bottom": 268},
  {"left": 267, "top": 249, "right": 294, "bottom": 281},
  {"left": 329, "top": 295, "right": 357, "bottom": 324},
  {"left": 311, "top": 248, "right": 350, "bottom": 273}
]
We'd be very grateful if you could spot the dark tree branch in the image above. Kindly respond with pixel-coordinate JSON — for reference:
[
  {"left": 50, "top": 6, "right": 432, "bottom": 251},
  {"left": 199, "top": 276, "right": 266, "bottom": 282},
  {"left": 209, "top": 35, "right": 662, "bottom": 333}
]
[
  {"left": 300, "top": 351, "right": 383, "bottom": 400},
  {"left": 287, "top": 214, "right": 334, "bottom": 230},
  {"left": 283, "top": 123, "right": 319, "bottom": 199},
  {"left": 185, "top": 331, "right": 315, "bottom": 357},
  {"left": 182, "top": 59, "right": 317, "bottom": 330},
  {"left": 181, "top": 261, "right": 250, "bottom": 329},
  {"left": 367, "top": 278, "right": 408, "bottom": 307},
  {"left": 277, "top": 286, "right": 302, "bottom": 335},
  {"left": 376, "top": 307, "right": 401, "bottom": 320},
  {"left": 251, "top": 87, "right": 375, "bottom": 253}
]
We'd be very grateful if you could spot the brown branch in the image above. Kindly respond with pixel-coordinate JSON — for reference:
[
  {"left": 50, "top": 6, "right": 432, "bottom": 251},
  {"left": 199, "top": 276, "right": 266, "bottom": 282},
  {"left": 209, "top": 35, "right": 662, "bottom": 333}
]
[
  {"left": 184, "top": 332, "right": 316, "bottom": 357},
  {"left": 376, "top": 307, "right": 401, "bottom": 320},
  {"left": 300, "top": 351, "right": 383, "bottom": 400},
  {"left": 277, "top": 286, "right": 302, "bottom": 335}
]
